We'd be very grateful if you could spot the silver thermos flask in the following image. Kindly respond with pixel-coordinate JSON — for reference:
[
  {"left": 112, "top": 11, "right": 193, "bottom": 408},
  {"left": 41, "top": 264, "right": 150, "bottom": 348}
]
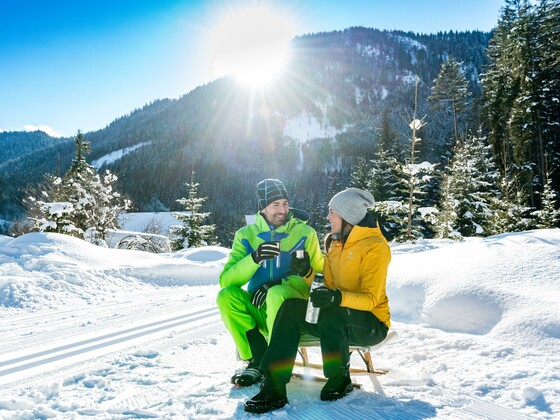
[{"left": 305, "top": 273, "right": 323, "bottom": 324}]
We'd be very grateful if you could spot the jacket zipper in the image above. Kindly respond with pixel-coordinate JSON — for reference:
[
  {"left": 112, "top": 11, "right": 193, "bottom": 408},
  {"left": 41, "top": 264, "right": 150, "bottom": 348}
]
[{"left": 270, "top": 231, "right": 276, "bottom": 281}]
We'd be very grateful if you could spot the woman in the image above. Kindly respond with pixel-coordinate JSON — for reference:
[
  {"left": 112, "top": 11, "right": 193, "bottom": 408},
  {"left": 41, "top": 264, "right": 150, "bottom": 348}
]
[{"left": 244, "top": 187, "right": 391, "bottom": 414}]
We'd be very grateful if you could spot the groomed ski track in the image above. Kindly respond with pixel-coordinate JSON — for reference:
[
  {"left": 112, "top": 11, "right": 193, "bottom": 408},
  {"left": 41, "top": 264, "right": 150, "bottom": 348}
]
[{"left": 0, "top": 289, "right": 530, "bottom": 419}]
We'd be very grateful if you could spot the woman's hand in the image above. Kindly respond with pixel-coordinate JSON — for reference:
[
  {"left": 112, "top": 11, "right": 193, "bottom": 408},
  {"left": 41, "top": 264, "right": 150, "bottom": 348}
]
[{"left": 309, "top": 286, "right": 342, "bottom": 308}]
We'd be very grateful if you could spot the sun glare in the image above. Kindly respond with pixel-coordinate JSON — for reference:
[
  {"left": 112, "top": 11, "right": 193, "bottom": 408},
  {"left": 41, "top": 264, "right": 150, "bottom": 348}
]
[{"left": 209, "top": 6, "right": 295, "bottom": 85}]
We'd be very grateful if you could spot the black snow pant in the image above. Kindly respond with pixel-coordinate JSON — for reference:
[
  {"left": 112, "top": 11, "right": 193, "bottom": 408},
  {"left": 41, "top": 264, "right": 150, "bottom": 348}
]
[{"left": 259, "top": 298, "right": 388, "bottom": 385}]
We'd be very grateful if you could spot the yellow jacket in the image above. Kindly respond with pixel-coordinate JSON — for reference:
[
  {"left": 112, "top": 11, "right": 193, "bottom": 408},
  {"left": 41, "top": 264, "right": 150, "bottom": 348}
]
[{"left": 323, "top": 224, "right": 391, "bottom": 329}]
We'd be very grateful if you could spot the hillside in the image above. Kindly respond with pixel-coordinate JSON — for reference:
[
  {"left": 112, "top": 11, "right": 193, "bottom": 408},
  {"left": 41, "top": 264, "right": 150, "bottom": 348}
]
[{"left": 0, "top": 28, "right": 491, "bottom": 241}]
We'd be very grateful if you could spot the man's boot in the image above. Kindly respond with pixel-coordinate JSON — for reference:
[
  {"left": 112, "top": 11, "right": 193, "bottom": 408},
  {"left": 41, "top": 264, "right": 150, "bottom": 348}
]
[{"left": 231, "top": 327, "right": 267, "bottom": 387}]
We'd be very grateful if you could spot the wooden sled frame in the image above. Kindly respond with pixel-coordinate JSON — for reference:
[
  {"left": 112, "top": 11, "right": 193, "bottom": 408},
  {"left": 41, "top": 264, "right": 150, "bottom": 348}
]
[{"left": 293, "top": 330, "right": 398, "bottom": 386}]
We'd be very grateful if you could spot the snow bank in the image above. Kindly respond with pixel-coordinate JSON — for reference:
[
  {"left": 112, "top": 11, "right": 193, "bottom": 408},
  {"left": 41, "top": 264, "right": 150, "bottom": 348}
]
[
  {"left": 390, "top": 230, "right": 560, "bottom": 346},
  {"left": 0, "top": 232, "right": 229, "bottom": 313}
]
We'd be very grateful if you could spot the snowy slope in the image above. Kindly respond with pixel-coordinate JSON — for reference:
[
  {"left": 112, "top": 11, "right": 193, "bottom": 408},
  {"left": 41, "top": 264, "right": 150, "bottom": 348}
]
[{"left": 0, "top": 230, "right": 559, "bottom": 419}]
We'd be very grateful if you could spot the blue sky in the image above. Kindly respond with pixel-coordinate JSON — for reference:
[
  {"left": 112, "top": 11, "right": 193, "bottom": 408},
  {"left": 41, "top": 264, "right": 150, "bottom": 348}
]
[{"left": 0, "top": 0, "right": 504, "bottom": 137}]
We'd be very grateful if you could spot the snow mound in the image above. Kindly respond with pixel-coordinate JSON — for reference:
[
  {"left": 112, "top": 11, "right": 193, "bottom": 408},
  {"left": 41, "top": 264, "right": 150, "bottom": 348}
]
[
  {"left": 0, "top": 232, "right": 229, "bottom": 312},
  {"left": 389, "top": 229, "right": 560, "bottom": 344}
]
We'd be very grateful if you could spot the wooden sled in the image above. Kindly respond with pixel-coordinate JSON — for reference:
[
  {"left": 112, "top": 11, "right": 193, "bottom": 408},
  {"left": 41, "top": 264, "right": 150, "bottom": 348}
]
[{"left": 293, "top": 330, "right": 398, "bottom": 388}]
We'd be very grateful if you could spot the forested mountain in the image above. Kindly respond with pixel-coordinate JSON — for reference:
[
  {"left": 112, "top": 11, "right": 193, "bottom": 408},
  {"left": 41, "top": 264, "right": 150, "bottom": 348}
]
[
  {"left": 0, "top": 28, "right": 492, "bottom": 241},
  {"left": 2, "top": 3, "right": 559, "bottom": 245},
  {"left": 0, "top": 131, "right": 73, "bottom": 218}
]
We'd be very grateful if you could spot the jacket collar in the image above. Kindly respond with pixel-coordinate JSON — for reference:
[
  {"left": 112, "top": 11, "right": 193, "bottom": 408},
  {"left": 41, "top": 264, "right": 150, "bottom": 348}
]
[
  {"left": 254, "top": 208, "right": 309, "bottom": 231},
  {"left": 345, "top": 224, "right": 384, "bottom": 245}
]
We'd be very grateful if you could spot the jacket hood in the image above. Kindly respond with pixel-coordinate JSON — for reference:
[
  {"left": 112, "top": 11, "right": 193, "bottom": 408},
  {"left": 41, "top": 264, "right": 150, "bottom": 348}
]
[
  {"left": 290, "top": 208, "right": 310, "bottom": 223},
  {"left": 357, "top": 211, "right": 377, "bottom": 228}
]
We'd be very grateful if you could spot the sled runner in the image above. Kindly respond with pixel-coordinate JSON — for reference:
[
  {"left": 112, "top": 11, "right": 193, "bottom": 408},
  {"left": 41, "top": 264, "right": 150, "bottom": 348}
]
[{"left": 293, "top": 330, "right": 398, "bottom": 387}]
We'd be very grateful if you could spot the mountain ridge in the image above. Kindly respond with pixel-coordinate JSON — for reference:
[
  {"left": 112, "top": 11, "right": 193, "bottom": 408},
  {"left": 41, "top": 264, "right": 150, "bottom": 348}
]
[{"left": 1, "top": 27, "right": 492, "bottom": 240}]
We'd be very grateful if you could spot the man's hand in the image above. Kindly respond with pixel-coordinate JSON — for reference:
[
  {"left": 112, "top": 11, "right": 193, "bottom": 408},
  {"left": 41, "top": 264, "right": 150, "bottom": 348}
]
[
  {"left": 290, "top": 250, "right": 312, "bottom": 277},
  {"left": 309, "top": 286, "right": 342, "bottom": 308},
  {"left": 252, "top": 242, "right": 280, "bottom": 264},
  {"left": 251, "top": 279, "right": 282, "bottom": 308}
]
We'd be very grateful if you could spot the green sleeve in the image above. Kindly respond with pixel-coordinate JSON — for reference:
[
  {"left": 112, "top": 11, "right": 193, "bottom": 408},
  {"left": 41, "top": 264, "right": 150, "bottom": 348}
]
[
  {"left": 219, "top": 229, "right": 260, "bottom": 288},
  {"left": 289, "top": 227, "right": 324, "bottom": 287},
  {"left": 306, "top": 228, "right": 324, "bottom": 275}
]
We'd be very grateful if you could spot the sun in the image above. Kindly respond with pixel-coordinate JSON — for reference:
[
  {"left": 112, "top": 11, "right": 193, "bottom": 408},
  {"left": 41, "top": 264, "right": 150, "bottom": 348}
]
[{"left": 208, "top": 6, "right": 296, "bottom": 85}]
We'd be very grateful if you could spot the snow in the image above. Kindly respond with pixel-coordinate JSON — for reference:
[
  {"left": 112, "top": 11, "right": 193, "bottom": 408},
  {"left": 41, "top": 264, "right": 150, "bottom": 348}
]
[
  {"left": 381, "top": 86, "right": 388, "bottom": 100},
  {"left": 1, "top": 229, "right": 559, "bottom": 419},
  {"left": 409, "top": 119, "right": 425, "bottom": 130},
  {"left": 117, "top": 212, "right": 185, "bottom": 236},
  {"left": 91, "top": 142, "right": 150, "bottom": 170},
  {"left": 283, "top": 110, "right": 340, "bottom": 142},
  {"left": 395, "top": 35, "right": 427, "bottom": 51},
  {"left": 355, "top": 43, "right": 381, "bottom": 58}
]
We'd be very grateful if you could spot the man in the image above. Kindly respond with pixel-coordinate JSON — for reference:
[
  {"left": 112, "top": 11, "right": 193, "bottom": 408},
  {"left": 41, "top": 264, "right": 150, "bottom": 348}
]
[
  {"left": 216, "top": 178, "right": 323, "bottom": 387},
  {"left": 244, "top": 187, "right": 391, "bottom": 413}
]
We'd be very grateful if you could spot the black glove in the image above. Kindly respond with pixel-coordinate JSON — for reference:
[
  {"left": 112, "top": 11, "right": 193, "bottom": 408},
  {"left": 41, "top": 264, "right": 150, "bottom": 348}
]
[
  {"left": 290, "top": 250, "right": 312, "bottom": 277},
  {"left": 251, "top": 279, "right": 282, "bottom": 308},
  {"left": 310, "top": 286, "right": 342, "bottom": 308},
  {"left": 252, "top": 242, "right": 280, "bottom": 264}
]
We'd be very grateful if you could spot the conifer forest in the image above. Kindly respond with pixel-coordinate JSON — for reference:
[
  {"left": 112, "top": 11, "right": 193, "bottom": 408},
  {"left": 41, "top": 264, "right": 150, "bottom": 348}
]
[{"left": 0, "top": 0, "right": 558, "bottom": 246}]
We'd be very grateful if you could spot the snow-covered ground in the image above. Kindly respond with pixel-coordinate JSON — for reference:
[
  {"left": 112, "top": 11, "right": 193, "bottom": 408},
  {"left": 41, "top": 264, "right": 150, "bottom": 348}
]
[
  {"left": 0, "top": 229, "right": 558, "bottom": 419},
  {"left": 117, "top": 212, "right": 185, "bottom": 237}
]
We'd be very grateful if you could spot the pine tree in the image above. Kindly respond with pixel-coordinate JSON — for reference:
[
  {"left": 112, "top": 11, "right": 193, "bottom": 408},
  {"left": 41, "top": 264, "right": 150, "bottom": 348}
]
[
  {"left": 368, "top": 108, "right": 405, "bottom": 240},
  {"left": 435, "top": 171, "right": 456, "bottom": 239},
  {"left": 90, "top": 170, "right": 129, "bottom": 241},
  {"left": 26, "top": 131, "right": 128, "bottom": 240},
  {"left": 488, "top": 174, "right": 534, "bottom": 235},
  {"left": 428, "top": 57, "right": 472, "bottom": 145},
  {"left": 369, "top": 108, "right": 402, "bottom": 202},
  {"left": 533, "top": 172, "right": 560, "bottom": 228},
  {"left": 307, "top": 191, "right": 330, "bottom": 242},
  {"left": 437, "top": 131, "right": 500, "bottom": 238},
  {"left": 170, "top": 171, "right": 216, "bottom": 250},
  {"left": 370, "top": 148, "right": 406, "bottom": 241},
  {"left": 350, "top": 157, "right": 371, "bottom": 190},
  {"left": 535, "top": 0, "right": 560, "bottom": 205},
  {"left": 482, "top": 0, "right": 517, "bottom": 174},
  {"left": 26, "top": 175, "right": 78, "bottom": 235},
  {"left": 482, "top": 0, "right": 560, "bottom": 215}
]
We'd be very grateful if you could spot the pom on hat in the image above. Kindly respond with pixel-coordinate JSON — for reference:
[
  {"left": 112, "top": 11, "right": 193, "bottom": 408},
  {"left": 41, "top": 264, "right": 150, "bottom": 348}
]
[
  {"left": 328, "top": 188, "right": 374, "bottom": 225},
  {"left": 257, "top": 179, "right": 289, "bottom": 210}
]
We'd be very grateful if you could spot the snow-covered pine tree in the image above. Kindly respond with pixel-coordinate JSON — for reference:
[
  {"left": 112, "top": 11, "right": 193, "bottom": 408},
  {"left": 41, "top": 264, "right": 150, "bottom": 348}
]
[
  {"left": 436, "top": 171, "right": 455, "bottom": 239},
  {"left": 25, "top": 174, "right": 74, "bottom": 235},
  {"left": 533, "top": 173, "right": 560, "bottom": 228},
  {"left": 437, "top": 131, "right": 500, "bottom": 238},
  {"left": 368, "top": 108, "right": 406, "bottom": 240},
  {"left": 536, "top": 0, "right": 560, "bottom": 202},
  {"left": 350, "top": 157, "right": 371, "bottom": 191},
  {"left": 90, "top": 170, "right": 130, "bottom": 241},
  {"left": 482, "top": 0, "right": 560, "bottom": 214},
  {"left": 26, "top": 131, "right": 128, "bottom": 240},
  {"left": 307, "top": 191, "right": 330, "bottom": 240},
  {"left": 488, "top": 173, "right": 534, "bottom": 235},
  {"left": 170, "top": 171, "right": 216, "bottom": 250},
  {"left": 26, "top": 174, "right": 79, "bottom": 235}
]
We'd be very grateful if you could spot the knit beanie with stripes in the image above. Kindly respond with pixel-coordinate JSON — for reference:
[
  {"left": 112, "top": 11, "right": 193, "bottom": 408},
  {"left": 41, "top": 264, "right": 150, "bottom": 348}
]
[{"left": 257, "top": 179, "right": 289, "bottom": 210}]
